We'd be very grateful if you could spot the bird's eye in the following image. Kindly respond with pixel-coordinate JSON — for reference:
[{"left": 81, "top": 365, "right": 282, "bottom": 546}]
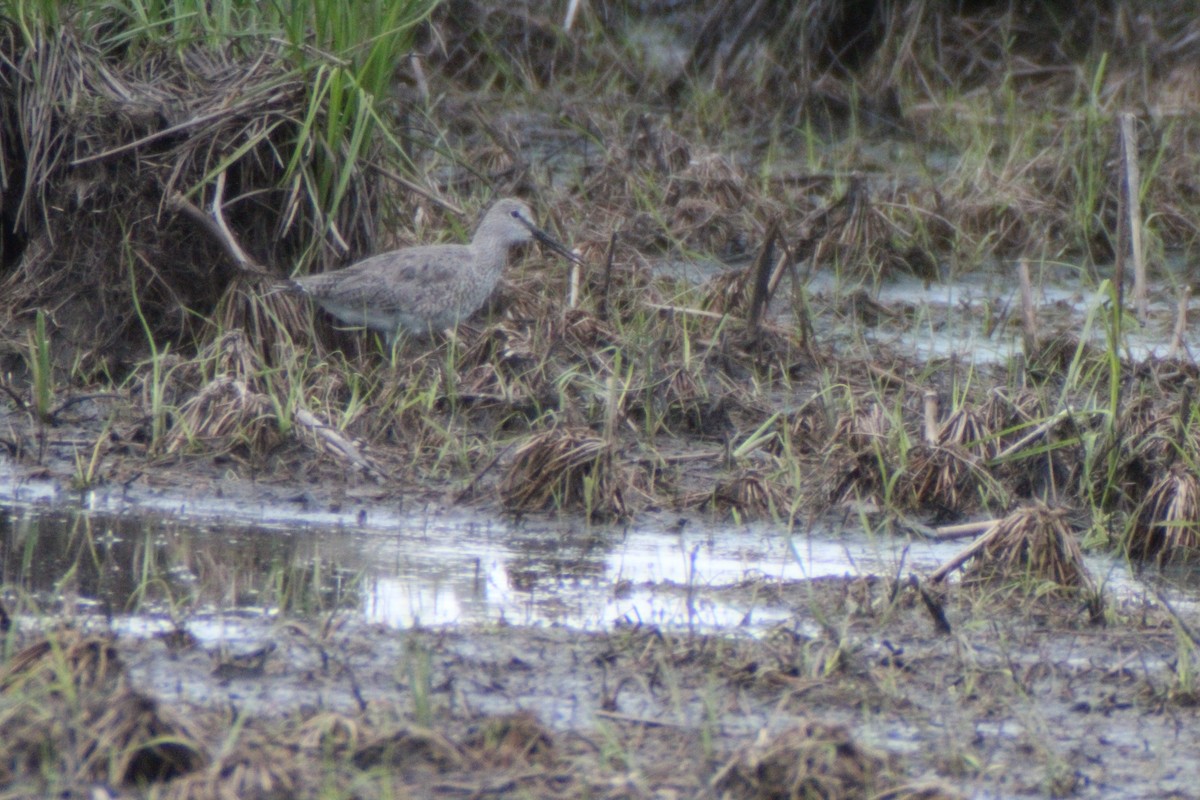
[{"left": 510, "top": 210, "right": 520, "bottom": 218}]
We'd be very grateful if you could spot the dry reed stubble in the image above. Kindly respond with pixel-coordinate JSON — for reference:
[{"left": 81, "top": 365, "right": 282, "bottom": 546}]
[
  {"left": 0, "top": 633, "right": 206, "bottom": 789},
  {"left": 1129, "top": 465, "right": 1200, "bottom": 563},
  {"left": 499, "top": 427, "right": 635, "bottom": 519},
  {"left": 966, "top": 503, "right": 1093, "bottom": 590}
]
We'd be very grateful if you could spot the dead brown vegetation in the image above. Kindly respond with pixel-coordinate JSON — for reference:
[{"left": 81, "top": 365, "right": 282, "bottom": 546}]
[
  {"left": 966, "top": 503, "right": 1093, "bottom": 590},
  {"left": 0, "top": 633, "right": 206, "bottom": 790},
  {"left": 165, "top": 330, "right": 280, "bottom": 456},
  {"left": 499, "top": 427, "right": 636, "bottom": 519},
  {"left": 672, "top": 1, "right": 1200, "bottom": 120},
  {"left": 10, "top": 2, "right": 1200, "bottom": 798},
  {"left": 1129, "top": 465, "right": 1200, "bottom": 563},
  {"left": 0, "top": 19, "right": 382, "bottom": 374},
  {"left": 703, "top": 470, "right": 790, "bottom": 521},
  {"left": 711, "top": 719, "right": 958, "bottom": 800}
]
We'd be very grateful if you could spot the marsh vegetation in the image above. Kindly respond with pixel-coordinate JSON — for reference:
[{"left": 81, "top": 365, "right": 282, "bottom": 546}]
[{"left": 4, "top": 0, "right": 1200, "bottom": 797}]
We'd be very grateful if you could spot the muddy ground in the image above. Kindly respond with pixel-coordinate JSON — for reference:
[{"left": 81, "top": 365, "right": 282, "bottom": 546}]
[
  {"left": 3, "top": 460, "right": 1200, "bottom": 799},
  {"left": 4, "top": 261, "right": 1200, "bottom": 799},
  {"left": 6, "top": 2, "right": 1200, "bottom": 798}
]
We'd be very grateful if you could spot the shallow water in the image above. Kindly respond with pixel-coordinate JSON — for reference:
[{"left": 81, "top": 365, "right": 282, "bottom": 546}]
[
  {"left": 856, "top": 268, "right": 1195, "bottom": 365},
  {"left": 660, "top": 258, "right": 1200, "bottom": 366},
  {"left": 0, "top": 466, "right": 1173, "bottom": 642},
  {"left": 0, "top": 482, "right": 897, "bottom": 633}
]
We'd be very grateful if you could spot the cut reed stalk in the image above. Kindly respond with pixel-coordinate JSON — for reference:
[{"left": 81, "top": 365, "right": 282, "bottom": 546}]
[
  {"left": 1167, "top": 286, "right": 1190, "bottom": 360},
  {"left": 1119, "top": 112, "right": 1146, "bottom": 322},
  {"left": 1018, "top": 259, "right": 1038, "bottom": 355}
]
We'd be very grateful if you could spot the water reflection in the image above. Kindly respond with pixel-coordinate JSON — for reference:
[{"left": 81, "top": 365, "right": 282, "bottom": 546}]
[
  {"left": 0, "top": 500, "right": 886, "bottom": 631},
  {"left": 0, "top": 505, "right": 354, "bottom": 619},
  {"left": 0, "top": 496, "right": 1154, "bottom": 635}
]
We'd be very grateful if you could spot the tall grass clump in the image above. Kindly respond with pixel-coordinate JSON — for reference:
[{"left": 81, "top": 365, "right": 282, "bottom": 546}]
[{"left": 0, "top": 0, "right": 439, "bottom": 375}]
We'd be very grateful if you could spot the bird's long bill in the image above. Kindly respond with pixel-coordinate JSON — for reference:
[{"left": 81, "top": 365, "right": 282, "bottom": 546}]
[{"left": 521, "top": 219, "right": 585, "bottom": 265}]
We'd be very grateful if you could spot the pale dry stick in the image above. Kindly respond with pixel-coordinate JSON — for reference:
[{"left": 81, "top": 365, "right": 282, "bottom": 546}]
[
  {"left": 1166, "top": 285, "right": 1191, "bottom": 360},
  {"left": 766, "top": 247, "right": 792, "bottom": 298},
  {"left": 990, "top": 407, "right": 1073, "bottom": 462},
  {"left": 923, "top": 390, "right": 939, "bottom": 446},
  {"left": 602, "top": 371, "right": 619, "bottom": 445},
  {"left": 1018, "top": 258, "right": 1038, "bottom": 354},
  {"left": 168, "top": 195, "right": 254, "bottom": 272},
  {"left": 928, "top": 521, "right": 1001, "bottom": 582},
  {"left": 1113, "top": 129, "right": 1126, "bottom": 316},
  {"left": 1120, "top": 112, "right": 1147, "bottom": 322},
  {"left": 568, "top": 258, "right": 581, "bottom": 310},
  {"left": 643, "top": 302, "right": 726, "bottom": 320},
  {"left": 210, "top": 172, "right": 255, "bottom": 269},
  {"left": 167, "top": 172, "right": 276, "bottom": 279},
  {"left": 563, "top": 0, "right": 582, "bottom": 30},
  {"left": 408, "top": 54, "right": 430, "bottom": 105},
  {"left": 931, "top": 519, "right": 996, "bottom": 541}
]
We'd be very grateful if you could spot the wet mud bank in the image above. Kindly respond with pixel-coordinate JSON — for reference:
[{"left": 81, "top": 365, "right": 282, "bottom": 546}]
[
  {"left": 6, "top": 1, "right": 1200, "bottom": 797},
  {"left": 4, "top": 471, "right": 1200, "bottom": 798}
]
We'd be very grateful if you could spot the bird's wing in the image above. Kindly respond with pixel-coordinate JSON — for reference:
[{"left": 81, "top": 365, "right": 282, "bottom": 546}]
[{"left": 298, "top": 247, "right": 465, "bottom": 311}]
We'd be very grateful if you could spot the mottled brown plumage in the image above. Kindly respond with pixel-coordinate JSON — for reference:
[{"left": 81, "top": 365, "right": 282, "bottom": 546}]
[{"left": 291, "top": 198, "right": 579, "bottom": 343}]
